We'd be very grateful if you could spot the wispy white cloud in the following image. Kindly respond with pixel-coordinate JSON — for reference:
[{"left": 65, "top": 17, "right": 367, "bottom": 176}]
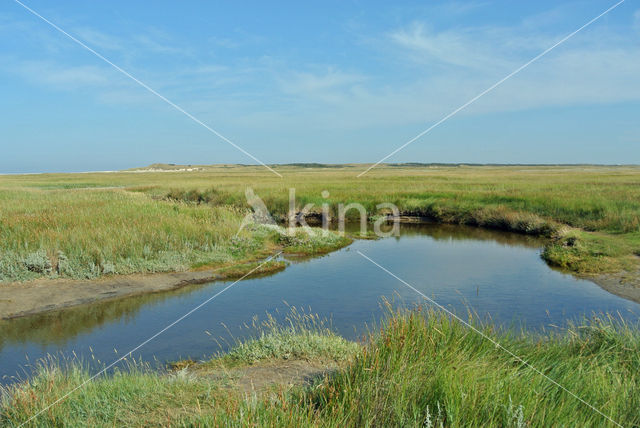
[
  {"left": 389, "top": 22, "right": 516, "bottom": 71},
  {"left": 132, "top": 29, "right": 188, "bottom": 56},
  {"left": 0, "top": 13, "right": 71, "bottom": 55},
  {"left": 0, "top": 17, "right": 208, "bottom": 105},
  {"left": 4, "top": 5, "right": 639, "bottom": 137},
  {"left": 383, "top": 18, "right": 640, "bottom": 116},
  {"left": 12, "top": 60, "right": 112, "bottom": 87},
  {"left": 219, "top": 16, "right": 640, "bottom": 134},
  {"left": 74, "top": 27, "right": 123, "bottom": 51},
  {"left": 279, "top": 69, "right": 365, "bottom": 103},
  {"left": 208, "top": 31, "right": 265, "bottom": 50}
]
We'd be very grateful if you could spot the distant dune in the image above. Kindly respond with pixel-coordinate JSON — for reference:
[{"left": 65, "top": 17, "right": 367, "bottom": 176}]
[{"left": 125, "top": 162, "right": 633, "bottom": 173}]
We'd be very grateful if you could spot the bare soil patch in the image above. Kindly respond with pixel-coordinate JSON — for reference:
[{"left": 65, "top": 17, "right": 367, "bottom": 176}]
[
  {"left": 0, "top": 258, "right": 285, "bottom": 319},
  {"left": 195, "top": 359, "right": 339, "bottom": 395},
  {"left": 584, "top": 266, "right": 640, "bottom": 305}
]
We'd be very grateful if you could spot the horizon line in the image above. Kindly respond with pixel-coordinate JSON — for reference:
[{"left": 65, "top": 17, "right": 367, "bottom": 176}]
[{"left": 1, "top": 162, "right": 639, "bottom": 176}]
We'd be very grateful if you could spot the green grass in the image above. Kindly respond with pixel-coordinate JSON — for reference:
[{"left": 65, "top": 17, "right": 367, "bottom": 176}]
[
  {"left": 542, "top": 229, "right": 640, "bottom": 273},
  {"left": 204, "top": 307, "right": 360, "bottom": 367},
  {"left": 212, "top": 259, "right": 288, "bottom": 279},
  {"left": 303, "top": 308, "right": 640, "bottom": 427},
  {"left": 276, "top": 227, "right": 353, "bottom": 256},
  {"left": 1, "top": 165, "right": 639, "bottom": 282},
  {"left": 2, "top": 165, "right": 639, "bottom": 425},
  {"left": 0, "top": 189, "right": 249, "bottom": 281},
  {"left": 2, "top": 307, "right": 639, "bottom": 427},
  {"left": 0, "top": 188, "right": 345, "bottom": 282}
]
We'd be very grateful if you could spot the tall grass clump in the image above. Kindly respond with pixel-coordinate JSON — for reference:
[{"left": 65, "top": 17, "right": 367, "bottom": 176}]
[
  {"left": 207, "top": 306, "right": 360, "bottom": 366},
  {"left": 0, "top": 189, "right": 261, "bottom": 282},
  {"left": 302, "top": 308, "right": 640, "bottom": 427},
  {"left": 255, "top": 224, "right": 352, "bottom": 255}
]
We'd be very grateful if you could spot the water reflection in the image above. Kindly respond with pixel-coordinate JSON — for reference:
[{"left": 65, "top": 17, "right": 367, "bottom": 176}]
[{"left": 1, "top": 223, "right": 637, "bottom": 383}]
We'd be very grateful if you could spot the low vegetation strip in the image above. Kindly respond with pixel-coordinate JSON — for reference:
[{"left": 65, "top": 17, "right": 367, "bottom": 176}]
[
  {"left": 1, "top": 308, "right": 638, "bottom": 427},
  {"left": 0, "top": 165, "right": 638, "bottom": 284},
  {"left": 0, "top": 224, "right": 349, "bottom": 319}
]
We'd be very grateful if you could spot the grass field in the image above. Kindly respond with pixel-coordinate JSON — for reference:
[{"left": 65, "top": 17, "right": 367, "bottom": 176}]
[
  {"left": 1, "top": 164, "right": 639, "bottom": 282},
  {"left": 2, "top": 165, "right": 640, "bottom": 426},
  {"left": 2, "top": 306, "right": 638, "bottom": 427}
]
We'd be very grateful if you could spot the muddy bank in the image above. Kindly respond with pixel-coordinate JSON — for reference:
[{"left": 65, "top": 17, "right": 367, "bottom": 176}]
[
  {"left": 0, "top": 226, "right": 350, "bottom": 320},
  {"left": 583, "top": 269, "right": 640, "bottom": 305},
  {"left": 1, "top": 218, "right": 638, "bottom": 320},
  {"left": 0, "top": 259, "right": 285, "bottom": 320}
]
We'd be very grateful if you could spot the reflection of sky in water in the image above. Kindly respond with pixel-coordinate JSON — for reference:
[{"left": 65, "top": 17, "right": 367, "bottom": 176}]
[{"left": 2, "top": 224, "right": 639, "bottom": 383}]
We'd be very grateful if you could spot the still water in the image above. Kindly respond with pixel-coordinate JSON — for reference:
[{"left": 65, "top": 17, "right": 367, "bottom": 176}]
[{"left": 1, "top": 224, "right": 639, "bottom": 382}]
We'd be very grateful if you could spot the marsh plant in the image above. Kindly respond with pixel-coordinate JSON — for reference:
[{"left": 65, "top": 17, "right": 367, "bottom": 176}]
[
  {"left": 240, "top": 187, "right": 400, "bottom": 238},
  {"left": 1, "top": 165, "right": 638, "bottom": 282}
]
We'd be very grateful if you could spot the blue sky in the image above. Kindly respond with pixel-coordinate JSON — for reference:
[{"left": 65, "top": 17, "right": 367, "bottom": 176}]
[{"left": 1, "top": 0, "right": 639, "bottom": 173}]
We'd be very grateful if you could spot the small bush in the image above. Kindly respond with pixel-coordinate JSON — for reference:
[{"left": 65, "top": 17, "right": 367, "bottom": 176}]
[
  {"left": 23, "top": 250, "right": 52, "bottom": 274},
  {"left": 165, "top": 188, "right": 233, "bottom": 205}
]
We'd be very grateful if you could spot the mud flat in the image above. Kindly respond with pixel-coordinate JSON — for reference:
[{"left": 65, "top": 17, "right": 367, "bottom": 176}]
[
  {"left": 0, "top": 260, "right": 286, "bottom": 320},
  {"left": 585, "top": 268, "right": 640, "bottom": 305}
]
